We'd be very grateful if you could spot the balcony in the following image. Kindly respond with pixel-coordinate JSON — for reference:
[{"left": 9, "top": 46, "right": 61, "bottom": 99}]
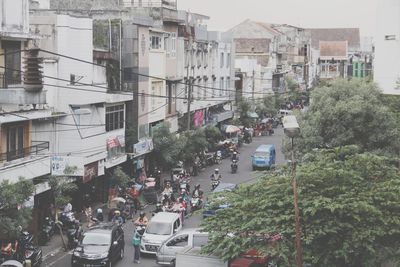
[
  {"left": 0, "top": 73, "right": 46, "bottom": 105},
  {"left": 0, "top": 141, "right": 49, "bottom": 163},
  {"left": 0, "top": 141, "right": 50, "bottom": 182}
]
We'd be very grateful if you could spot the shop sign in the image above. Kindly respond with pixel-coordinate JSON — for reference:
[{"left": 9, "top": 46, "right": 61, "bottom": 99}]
[
  {"left": 193, "top": 110, "right": 204, "bottom": 128},
  {"left": 133, "top": 138, "right": 154, "bottom": 157},
  {"left": 51, "top": 156, "right": 84, "bottom": 176},
  {"left": 83, "top": 161, "right": 98, "bottom": 183}
]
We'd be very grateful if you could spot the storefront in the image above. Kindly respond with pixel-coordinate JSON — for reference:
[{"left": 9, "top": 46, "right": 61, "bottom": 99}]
[{"left": 132, "top": 138, "right": 154, "bottom": 181}]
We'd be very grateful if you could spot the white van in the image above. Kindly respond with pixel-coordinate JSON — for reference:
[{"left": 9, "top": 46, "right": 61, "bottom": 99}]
[
  {"left": 140, "top": 212, "right": 182, "bottom": 254},
  {"left": 156, "top": 229, "right": 209, "bottom": 266}
]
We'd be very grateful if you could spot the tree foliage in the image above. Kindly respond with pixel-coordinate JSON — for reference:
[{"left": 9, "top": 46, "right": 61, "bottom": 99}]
[
  {"left": 48, "top": 176, "right": 78, "bottom": 210},
  {"left": 180, "top": 128, "right": 208, "bottom": 163},
  {"left": 152, "top": 122, "right": 184, "bottom": 168},
  {"left": 237, "top": 97, "right": 253, "bottom": 127},
  {"left": 297, "top": 79, "right": 400, "bottom": 156},
  {"left": 201, "top": 147, "right": 400, "bottom": 267},
  {"left": 0, "top": 178, "right": 34, "bottom": 239},
  {"left": 112, "top": 166, "right": 131, "bottom": 188},
  {"left": 205, "top": 125, "right": 223, "bottom": 151}
]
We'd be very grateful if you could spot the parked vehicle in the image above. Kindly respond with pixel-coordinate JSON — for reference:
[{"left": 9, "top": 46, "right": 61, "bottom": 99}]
[
  {"left": 156, "top": 228, "right": 209, "bottom": 266},
  {"left": 140, "top": 212, "right": 182, "bottom": 255},
  {"left": 39, "top": 217, "right": 55, "bottom": 245},
  {"left": 59, "top": 211, "right": 76, "bottom": 230},
  {"left": 231, "top": 159, "right": 238, "bottom": 174},
  {"left": 190, "top": 196, "right": 202, "bottom": 212},
  {"left": 0, "top": 260, "right": 23, "bottom": 267},
  {"left": 71, "top": 223, "right": 125, "bottom": 267},
  {"left": 251, "top": 144, "right": 276, "bottom": 171},
  {"left": 214, "top": 151, "right": 222, "bottom": 164},
  {"left": 67, "top": 220, "right": 83, "bottom": 249}
]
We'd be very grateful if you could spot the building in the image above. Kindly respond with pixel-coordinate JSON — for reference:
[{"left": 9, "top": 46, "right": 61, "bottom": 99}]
[
  {"left": 374, "top": 0, "right": 400, "bottom": 95},
  {"left": 306, "top": 28, "right": 360, "bottom": 81}
]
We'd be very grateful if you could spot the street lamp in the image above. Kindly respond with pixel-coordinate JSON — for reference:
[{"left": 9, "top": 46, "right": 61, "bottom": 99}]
[{"left": 283, "top": 115, "right": 303, "bottom": 267}]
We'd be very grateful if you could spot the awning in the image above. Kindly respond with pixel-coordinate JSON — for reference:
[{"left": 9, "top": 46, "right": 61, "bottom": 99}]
[
  {"left": 212, "top": 110, "right": 234, "bottom": 123},
  {"left": 0, "top": 110, "right": 67, "bottom": 124}
]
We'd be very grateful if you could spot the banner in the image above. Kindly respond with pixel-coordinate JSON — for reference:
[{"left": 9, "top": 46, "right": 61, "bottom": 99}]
[{"left": 83, "top": 161, "right": 98, "bottom": 183}]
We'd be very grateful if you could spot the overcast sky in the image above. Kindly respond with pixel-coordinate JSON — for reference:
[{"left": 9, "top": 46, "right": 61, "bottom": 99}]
[{"left": 178, "top": 0, "right": 379, "bottom": 37}]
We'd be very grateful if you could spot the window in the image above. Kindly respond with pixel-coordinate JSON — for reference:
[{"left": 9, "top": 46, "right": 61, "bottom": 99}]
[
  {"left": 166, "top": 234, "right": 189, "bottom": 247},
  {"left": 226, "top": 77, "right": 230, "bottom": 95},
  {"left": 197, "top": 80, "right": 201, "bottom": 99},
  {"left": 193, "top": 235, "right": 209, "bottom": 247},
  {"left": 7, "top": 125, "right": 24, "bottom": 161},
  {"left": 151, "top": 83, "right": 156, "bottom": 107},
  {"left": 220, "top": 52, "right": 224, "bottom": 68},
  {"left": 141, "top": 90, "right": 145, "bottom": 112},
  {"left": 226, "top": 53, "right": 231, "bottom": 68},
  {"left": 203, "top": 80, "right": 207, "bottom": 99},
  {"left": 3, "top": 41, "right": 22, "bottom": 86},
  {"left": 106, "top": 104, "right": 124, "bottom": 132},
  {"left": 212, "top": 79, "right": 216, "bottom": 98},
  {"left": 150, "top": 35, "right": 162, "bottom": 49},
  {"left": 219, "top": 77, "right": 224, "bottom": 96},
  {"left": 171, "top": 32, "right": 176, "bottom": 57}
]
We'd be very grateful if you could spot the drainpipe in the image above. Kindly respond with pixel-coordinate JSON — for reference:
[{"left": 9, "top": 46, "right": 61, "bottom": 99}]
[{"left": 120, "top": 19, "right": 122, "bottom": 90}]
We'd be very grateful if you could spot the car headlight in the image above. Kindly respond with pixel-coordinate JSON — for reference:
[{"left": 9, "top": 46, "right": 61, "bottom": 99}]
[
  {"left": 100, "top": 252, "right": 109, "bottom": 259},
  {"left": 142, "top": 238, "right": 149, "bottom": 243}
]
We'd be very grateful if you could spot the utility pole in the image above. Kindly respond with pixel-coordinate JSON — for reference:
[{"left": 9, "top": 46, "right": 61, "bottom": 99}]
[
  {"left": 186, "top": 11, "right": 193, "bottom": 131},
  {"left": 252, "top": 69, "right": 255, "bottom": 109}
]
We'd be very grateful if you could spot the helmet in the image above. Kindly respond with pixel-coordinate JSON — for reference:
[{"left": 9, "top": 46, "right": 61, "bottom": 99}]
[
  {"left": 215, "top": 169, "right": 219, "bottom": 173},
  {"left": 233, "top": 151, "right": 237, "bottom": 155},
  {"left": 195, "top": 184, "right": 200, "bottom": 189},
  {"left": 140, "top": 211, "right": 145, "bottom": 217},
  {"left": 114, "top": 210, "right": 120, "bottom": 215},
  {"left": 97, "top": 208, "right": 103, "bottom": 214}
]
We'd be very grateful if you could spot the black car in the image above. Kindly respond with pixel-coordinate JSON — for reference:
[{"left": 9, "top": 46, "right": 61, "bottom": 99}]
[{"left": 71, "top": 223, "right": 124, "bottom": 267}]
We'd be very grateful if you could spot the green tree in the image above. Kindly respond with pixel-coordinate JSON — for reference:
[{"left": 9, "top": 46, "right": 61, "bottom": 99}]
[
  {"left": 205, "top": 125, "right": 223, "bottom": 151},
  {"left": 152, "top": 122, "right": 183, "bottom": 169},
  {"left": 0, "top": 178, "right": 34, "bottom": 239},
  {"left": 112, "top": 166, "right": 131, "bottom": 188},
  {"left": 237, "top": 97, "right": 253, "bottom": 127},
  {"left": 201, "top": 147, "right": 400, "bottom": 267},
  {"left": 296, "top": 79, "right": 399, "bottom": 156},
  {"left": 48, "top": 176, "right": 78, "bottom": 212},
  {"left": 180, "top": 128, "right": 208, "bottom": 164}
]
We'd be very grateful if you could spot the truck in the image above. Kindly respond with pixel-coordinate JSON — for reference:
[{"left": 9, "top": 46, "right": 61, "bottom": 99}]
[{"left": 176, "top": 247, "right": 261, "bottom": 267}]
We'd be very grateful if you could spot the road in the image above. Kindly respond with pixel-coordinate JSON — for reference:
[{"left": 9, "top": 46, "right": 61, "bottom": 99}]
[{"left": 42, "top": 128, "right": 285, "bottom": 267}]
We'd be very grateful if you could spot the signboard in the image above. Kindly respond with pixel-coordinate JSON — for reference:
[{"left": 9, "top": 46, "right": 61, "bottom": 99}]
[
  {"left": 133, "top": 138, "right": 154, "bottom": 157},
  {"left": 83, "top": 161, "right": 98, "bottom": 183},
  {"left": 51, "top": 156, "right": 84, "bottom": 176},
  {"left": 107, "top": 137, "right": 119, "bottom": 149}
]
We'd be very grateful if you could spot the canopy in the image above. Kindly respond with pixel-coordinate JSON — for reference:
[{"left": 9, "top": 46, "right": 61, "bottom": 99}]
[{"left": 225, "top": 125, "right": 241, "bottom": 133}]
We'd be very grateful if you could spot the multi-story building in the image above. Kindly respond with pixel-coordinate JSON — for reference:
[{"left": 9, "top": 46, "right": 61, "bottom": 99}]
[{"left": 374, "top": 0, "right": 400, "bottom": 95}]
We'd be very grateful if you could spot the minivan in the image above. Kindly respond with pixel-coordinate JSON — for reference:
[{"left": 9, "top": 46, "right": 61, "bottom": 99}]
[
  {"left": 251, "top": 144, "right": 276, "bottom": 170},
  {"left": 141, "top": 212, "right": 182, "bottom": 254},
  {"left": 156, "top": 228, "right": 209, "bottom": 266}
]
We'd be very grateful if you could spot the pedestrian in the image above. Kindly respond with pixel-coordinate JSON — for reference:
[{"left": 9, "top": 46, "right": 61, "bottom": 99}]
[
  {"left": 84, "top": 205, "right": 92, "bottom": 227},
  {"left": 132, "top": 230, "right": 141, "bottom": 263}
]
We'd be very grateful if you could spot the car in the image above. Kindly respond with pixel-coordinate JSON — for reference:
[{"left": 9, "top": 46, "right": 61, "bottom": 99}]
[
  {"left": 156, "top": 228, "right": 209, "bottom": 266},
  {"left": 202, "top": 183, "right": 237, "bottom": 218},
  {"left": 141, "top": 212, "right": 182, "bottom": 255},
  {"left": 71, "top": 223, "right": 124, "bottom": 267},
  {"left": 0, "top": 260, "right": 23, "bottom": 267}
]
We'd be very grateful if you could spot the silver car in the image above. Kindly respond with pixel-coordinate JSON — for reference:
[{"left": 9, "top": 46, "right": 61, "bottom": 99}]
[{"left": 156, "top": 228, "right": 209, "bottom": 266}]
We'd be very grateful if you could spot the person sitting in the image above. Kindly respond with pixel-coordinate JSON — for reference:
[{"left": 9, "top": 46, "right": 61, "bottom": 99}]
[
  {"left": 210, "top": 169, "right": 222, "bottom": 181},
  {"left": 134, "top": 211, "right": 149, "bottom": 226},
  {"left": 192, "top": 184, "right": 203, "bottom": 198},
  {"left": 162, "top": 182, "right": 173, "bottom": 197},
  {"left": 231, "top": 151, "right": 239, "bottom": 161}
]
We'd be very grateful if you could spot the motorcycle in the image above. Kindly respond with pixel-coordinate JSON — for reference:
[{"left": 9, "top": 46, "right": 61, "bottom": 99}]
[
  {"left": 67, "top": 221, "right": 83, "bottom": 249},
  {"left": 214, "top": 151, "right": 222, "bottom": 164},
  {"left": 190, "top": 196, "right": 202, "bottom": 212},
  {"left": 39, "top": 217, "right": 55, "bottom": 245},
  {"left": 59, "top": 211, "right": 76, "bottom": 230},
  {"left": 18, "top": 230, "right": 42, "bottom": 267},
  {"left": 231, "top": 159, "right": 238, "bottom": 174}
]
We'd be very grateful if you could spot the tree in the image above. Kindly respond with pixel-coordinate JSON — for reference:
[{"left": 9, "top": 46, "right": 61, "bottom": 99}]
[
  {"left": 0, "top": 178, "right": 34, "bottom": 239},
  {"left": 201, "top": 147, "right": 400, "bottom": 267},
  {"left": 237, "top": 97, "right": 253, "bottom": 127},
  {"left": 205, "top": 125, "right": 223, "bottom": 151},
  {"left": 152, "top": 122, "right": 183, "bottom": 169},
  {"left": 48, "top": 176, "right": 78, "bottom": 212},
  {"left": 112, "top": 166, "right": 131, "bottom": 188},
  {"left": 296, "top": 79, "right": 400, "bottom": 156},
  {"left": 180, "top": 128, "right": 208, "bottom": 164}
]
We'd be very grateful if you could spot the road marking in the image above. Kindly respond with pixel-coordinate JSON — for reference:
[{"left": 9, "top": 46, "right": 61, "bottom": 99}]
[{"left": 43, "top": 249, "right": 73, "bottom": 267}]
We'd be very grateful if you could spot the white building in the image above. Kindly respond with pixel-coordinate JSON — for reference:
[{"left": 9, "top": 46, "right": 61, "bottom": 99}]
[{"left": 374, "top": 0, "right": 400, "bottom": 95}]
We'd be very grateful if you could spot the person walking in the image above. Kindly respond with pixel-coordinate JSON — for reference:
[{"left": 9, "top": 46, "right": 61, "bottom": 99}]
[
  {"left": 84, "top": 205, "right": 92, "bottom": 227},
  {"left": 132, "top": 230, "right": 141, "bottom": 264}
]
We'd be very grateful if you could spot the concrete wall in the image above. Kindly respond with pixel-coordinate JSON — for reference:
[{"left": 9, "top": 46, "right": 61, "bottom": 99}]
[
  {"left": 148, "top": 48, "right": 166, "bottom": 123},
  {"left": 374, "top": 0, "right": 400, "bottom": 95}
]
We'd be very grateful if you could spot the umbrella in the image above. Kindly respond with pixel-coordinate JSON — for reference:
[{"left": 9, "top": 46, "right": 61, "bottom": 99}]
[
  {"left": 225, "top": 125, "right": 241, "bottom": 133},
  {"left": 110, "top": 197, "right": 126, "bottom": 204}
]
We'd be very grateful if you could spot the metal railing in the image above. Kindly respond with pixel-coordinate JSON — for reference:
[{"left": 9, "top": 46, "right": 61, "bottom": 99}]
[
  {"left": 0, "top": 72, "right": 22, "bottom": 88},
  {"left": 0, "top": 141, "right": 49, "bottom": 162}
]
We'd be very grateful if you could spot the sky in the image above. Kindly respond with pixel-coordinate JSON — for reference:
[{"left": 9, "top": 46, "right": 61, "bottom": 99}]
[{"left": 178, "top": 0, "right": 379, "bottom": 37}]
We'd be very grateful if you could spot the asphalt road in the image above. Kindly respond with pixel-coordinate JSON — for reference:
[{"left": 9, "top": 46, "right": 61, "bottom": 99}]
[{"left": 42, "top": 128, "right": 285, "bottom": 267}]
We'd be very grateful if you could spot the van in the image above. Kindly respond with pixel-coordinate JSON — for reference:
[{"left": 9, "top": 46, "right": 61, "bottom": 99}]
[
  {"left": 156, "top": 229, "right": 209, "bottom": 266},
  {"left": 251, "top": 144, "right": 276, "bottom": 170},
  {"left": 140, "top": 212, "right": 182, "bottom": 254}
]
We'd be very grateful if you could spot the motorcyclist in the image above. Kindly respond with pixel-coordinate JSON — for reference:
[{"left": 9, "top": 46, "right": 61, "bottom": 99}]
[
  {"left": 231, "top": 151, "right": 239, "bottom": 162},
  {"left": 192, "top": 184, "right": 203, "bottom": 198},
  {"left": 162, "top": 182, "right": 173, "bottom": 197},
  {"left": 134, "top": 211, "right": 149, "bottom": 226},
  {"left": 111, "top": 210, "right": 124, "bottom": 225},
  {"left": 210, "top": 169, "right": 222, "bottom": 181},
  {"left": 96, "top": 208, "right": 104, "bottom": 222}
]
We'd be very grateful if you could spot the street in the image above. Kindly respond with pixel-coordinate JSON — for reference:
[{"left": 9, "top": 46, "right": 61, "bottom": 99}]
[{"left": 42, "top": 128, "right": 285, "bottom": 267}]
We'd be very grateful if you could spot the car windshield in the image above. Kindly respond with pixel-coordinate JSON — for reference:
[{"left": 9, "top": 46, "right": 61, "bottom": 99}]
[
  {"left": 82, "top": 233, "right": 111, "bottom": 246},
  {"left": 254, "top": 151, "right": 269, "bottom": 158},
  {"left": 193, "top": 235, "right": 209, "bottom": 247},
  {"left": 146, "top": 222, "right": 171, "bottom": 235}
]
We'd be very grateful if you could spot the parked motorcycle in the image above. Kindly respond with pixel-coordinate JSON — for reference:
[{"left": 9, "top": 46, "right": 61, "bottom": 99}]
[
  {"left": 67, "top": 221, "right": 83, "bottom": 249},
  {"left": 59, "top": 211, "right": 76, "bottom": 230},
  {"left": 211, "top": 179, "right": 220, "bottom": 191},
  {"left": 231, "top": 159, "right": 238, "bottom": 174},
  {"left": 18, "top": 230, "right": 42, "bottom": 266},
  {"left": 190, "top": 196, "right": 202, "bottom": 212},
  {"left": 214, "top": 151, "right": 222, "bottom": 164},
  {"left": 39, "top": 217, "right": 55, "bottom": 245}
]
